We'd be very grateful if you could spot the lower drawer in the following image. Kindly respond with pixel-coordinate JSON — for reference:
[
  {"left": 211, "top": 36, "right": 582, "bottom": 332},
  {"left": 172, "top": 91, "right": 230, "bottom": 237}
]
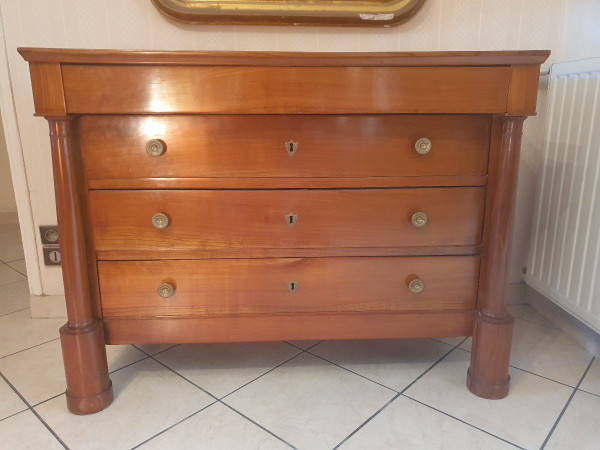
[{"left": 98, "top": 256, "right": 479, "bottom": 318}]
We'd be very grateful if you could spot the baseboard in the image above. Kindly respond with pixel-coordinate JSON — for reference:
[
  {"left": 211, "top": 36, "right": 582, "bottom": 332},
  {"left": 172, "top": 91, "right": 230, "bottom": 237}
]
[
  {"left": 525, "top": 284, "right": 600, "bottom": 358},
  {"left": 30, "top": 295, "right": 67, "bottom": 318}
]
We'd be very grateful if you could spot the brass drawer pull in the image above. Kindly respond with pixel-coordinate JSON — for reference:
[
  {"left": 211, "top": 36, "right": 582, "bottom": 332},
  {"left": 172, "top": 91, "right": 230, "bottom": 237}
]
[
  {"left": 409, "top": 278, "right": 424, "bottom": 294},
  {"left": 152, "top": 213, "right": 169, "bottom": 229},
  {"left": 146, "top": 139, "right": 165, "bottom": 157},
  {"left": 411, "top": 212, "right": 428, "bottom": 228},
  {"left": 157, "top": 282, "right": 175, "bottom": 298},
  {"left": 285, "top": 139, "right": 299, "bottom": 156},
  {"left": 415, "top": 137, "right": 432, "bottom": 155}
]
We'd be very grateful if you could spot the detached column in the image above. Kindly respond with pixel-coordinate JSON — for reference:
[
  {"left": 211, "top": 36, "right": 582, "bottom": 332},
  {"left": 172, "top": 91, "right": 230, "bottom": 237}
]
[
  {"left": 467, "top": 116, "right": 524, "bottom": 399},
  {"left": 48, "top": 117, "right": 113, "bottom": 414}
]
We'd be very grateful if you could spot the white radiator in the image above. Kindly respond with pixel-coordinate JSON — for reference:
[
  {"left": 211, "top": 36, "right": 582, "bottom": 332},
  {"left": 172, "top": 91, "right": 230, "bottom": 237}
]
[{"left": 527, "top": 57, "right": 600, "bottom": 332}]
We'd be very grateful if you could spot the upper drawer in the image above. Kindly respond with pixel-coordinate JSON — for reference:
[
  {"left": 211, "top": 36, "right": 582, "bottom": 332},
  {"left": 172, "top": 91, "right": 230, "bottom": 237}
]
[
  {"left": 62, "top": 65, "right": 510, "bottom": 114},
  {"left": 79, "top": 115, "right": 491, "bottom": 180},
  {"left": 88, "top": 187, "right": 484, "bottom": 253}
]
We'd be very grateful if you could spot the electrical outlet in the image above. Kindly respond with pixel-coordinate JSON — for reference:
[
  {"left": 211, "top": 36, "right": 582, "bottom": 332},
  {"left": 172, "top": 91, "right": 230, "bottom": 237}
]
[{"left": 40, "top": 225, "right": 59, "bottom": 245}]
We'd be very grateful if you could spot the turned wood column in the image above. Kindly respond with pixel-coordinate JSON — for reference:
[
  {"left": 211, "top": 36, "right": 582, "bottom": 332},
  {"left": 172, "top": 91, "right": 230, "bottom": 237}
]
[
  {"left": 467, "top": 116, "right": 525, "bottom": 399},
  {"left": 48, "top": 117, "right": 113, "bottom": 414}
]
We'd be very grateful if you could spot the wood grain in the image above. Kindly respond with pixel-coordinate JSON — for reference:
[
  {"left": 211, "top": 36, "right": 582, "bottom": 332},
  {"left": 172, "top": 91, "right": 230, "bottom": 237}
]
[
  {"left": 468, "top": 116, "right": 525, "bottom": 399},
  {"left": 18, "top": 48, "right": 551, "bottom": 66},
  {"left": 62, "top": 65, "right": 511, "bottom": 114},
  {"left": 29, "top": 63, "right": 65, "bottom": 116},
  {"left": 79, "top": 115, "right": 491, "bottom": 180},
  {"left": 104, "top": 310, "right": 475, "bottom": 344},
  {"left": 88, "top": 188, "right": 485, "bottom": 252},
  {"left": 98, "top": 256, "right": 480, "bottom": 318},
  {"left": 86, "top": 175, "right": 488, "bottom": 190},
  {"left": 95, "top": 244, "right": 482, "bottom": 261},
  {"left": 507, "top": 65, "right": 542, "bottom": 115}
]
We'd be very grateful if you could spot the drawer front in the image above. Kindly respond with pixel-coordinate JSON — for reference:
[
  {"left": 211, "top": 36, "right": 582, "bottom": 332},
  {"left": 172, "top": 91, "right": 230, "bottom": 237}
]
[
  {"left": 80, "top": 115, "right": 491, "bottom": 180},
  {"left": 88, "top": 188, "right": 484, "bottom": 252},
  {"left": 63, "top": 65, "right": 510, "bottom": 114},
  {"left": 98, "top": 256, "right": 480, "bottom": 318}
]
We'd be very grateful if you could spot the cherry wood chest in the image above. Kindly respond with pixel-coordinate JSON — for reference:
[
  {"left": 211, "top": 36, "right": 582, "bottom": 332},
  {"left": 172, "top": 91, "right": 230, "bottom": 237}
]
[{"left": 20, "top": 48, "right": 549, "bottom": 414}]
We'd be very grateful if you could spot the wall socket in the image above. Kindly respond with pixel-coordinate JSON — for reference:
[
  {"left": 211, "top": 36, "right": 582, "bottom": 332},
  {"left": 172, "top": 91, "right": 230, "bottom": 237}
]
[{"left": 40, "top": 225, "right": 61, "bottom": 266}]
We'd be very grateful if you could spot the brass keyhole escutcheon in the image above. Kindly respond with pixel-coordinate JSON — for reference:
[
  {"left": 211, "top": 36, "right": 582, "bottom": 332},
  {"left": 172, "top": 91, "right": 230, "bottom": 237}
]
[
  {"left": 285, "top": 214, "right": 298, "bottom": 228},
  {"left": 287, "top": 281, "right": 298, "bottom": 294},
  {"left": 285, "top": 140, "right": 299, "bottom": 156},
  {"left": 157, "top": 282, "right": 175, "bottom": 298},
  {"left": 152, "top": 213, "right": 169, "bottom": 229},
  {"left": 409, "top": 279, "right": 424, "bottom": 294},
  {"left": 411, "top": 212, "right": 428, "bottom": 228}
]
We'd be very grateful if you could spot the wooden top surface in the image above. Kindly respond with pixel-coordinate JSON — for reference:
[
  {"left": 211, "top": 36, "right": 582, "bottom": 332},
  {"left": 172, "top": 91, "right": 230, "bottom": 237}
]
[{"left": 18, "top": 48, "right": 550, "bottom": 66}]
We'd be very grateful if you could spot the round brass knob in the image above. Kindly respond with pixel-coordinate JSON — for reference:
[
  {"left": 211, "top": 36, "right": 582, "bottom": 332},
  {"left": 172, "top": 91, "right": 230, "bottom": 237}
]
[
  {"left": 157, "top": 282, "right": 175, "bottom": 298},
  {"left": 415, "top": 137, "right": 432, "bottom": 155},
  {"left": 411, "top": 212, "right": 428, "bottom": 228},
  {"left": 146, "top": 139, "right": 165, "bottom": 157},
  {"left": 151, "top": 213, "right": 169, "bottom": 229},
  {"left": 409, "top": 279, "right": 425, "bottom": 294}
]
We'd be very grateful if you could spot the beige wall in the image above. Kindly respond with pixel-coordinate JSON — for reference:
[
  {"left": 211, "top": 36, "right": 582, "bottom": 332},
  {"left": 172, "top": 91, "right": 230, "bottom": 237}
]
[
  {"left": 0, "top": 112, "right": 16, "bottom": 213},
  {"left": 0, "top": 0, "right": 598, "bottom": 298}
]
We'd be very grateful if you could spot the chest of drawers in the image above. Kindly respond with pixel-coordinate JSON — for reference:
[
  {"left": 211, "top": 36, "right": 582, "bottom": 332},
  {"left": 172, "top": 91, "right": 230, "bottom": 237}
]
[{"left": 20, "top": 48, "right": 549, "bottom": 415}]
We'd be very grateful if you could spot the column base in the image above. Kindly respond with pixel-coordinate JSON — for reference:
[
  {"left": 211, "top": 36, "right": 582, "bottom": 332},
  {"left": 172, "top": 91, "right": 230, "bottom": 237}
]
[
  {"left": 467, "top": 311, "right": 514, "bottom": 400},
  {"left": 60, "top": 320, "right": 113, "bottom": 415}
]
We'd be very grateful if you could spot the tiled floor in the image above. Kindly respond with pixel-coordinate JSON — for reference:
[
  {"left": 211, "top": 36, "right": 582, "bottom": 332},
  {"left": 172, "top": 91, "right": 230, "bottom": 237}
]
[{"left": 1, "top": 223, "right": 599, "bottom": 449}]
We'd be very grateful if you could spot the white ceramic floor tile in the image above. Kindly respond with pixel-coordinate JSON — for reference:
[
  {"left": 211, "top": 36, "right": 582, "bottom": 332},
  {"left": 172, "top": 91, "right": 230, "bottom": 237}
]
[
  {"left": 508, "top": 304, "right": 555, "bottom": 328},
  {"left": 135, "top": 344, "right": 178, "bottom": 356},
  {"left": 0, "top": 228, "right": 24, "bottom": 263},
  {"left": 6, "top": 259, "right": 26, "bottom": 276},
  {"left": 310, "top": 339, "right": 452, "bottom": 391},
  {"left": 0, "top": 376, "right": 27, "bottom": 419},
  {"left": 579, "top": 358, "right": 600, "bottom": 396},
  {"left": 435, "top": 336, "right": 467, "bottom": 346},
  {"left": 155, "top": 342, "right": 301, "bottom": 398},
  {"left": 0, "top": 340, "right": 146, "bottom": 405},
  {"left": 405, "top": 349, "right": 573, "bottom": 449},
  {"left": 0, "top": 410, "right": 63, "bottom": 450},
  {"left": 460, "top": 319, "right": 593, "bottom": 386},
  {"left": 139, "top": 402, "right": 289, "bottom": 449},
  {"left": 286, "top": 340, "right": 321, "bottom": 350},
  {"left": 342, "top": 395, "right": 513, "bottom": 450},
  {"left": 0, "top": 263, "right": 26, "bottom": 286},
  {"left": 225, "top": 352, "right": 395, "bottom": 450},
  {"left": 0, "top": 279, "right": 30, "bottom": 316},
  {"left": 35, "top": 358, "right": 214, "bottom": 450},
  {"left": 0, "top": 310, "right": 63, "bottom": 358},
  {"left": 546, "top": 390, "right": 600, "bottom": 450}
]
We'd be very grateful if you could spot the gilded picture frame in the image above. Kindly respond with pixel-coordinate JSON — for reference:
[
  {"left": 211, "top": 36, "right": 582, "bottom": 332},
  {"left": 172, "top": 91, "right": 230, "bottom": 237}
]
[{"left": 150, "top": 0, "right": 426, "bottom": 27}]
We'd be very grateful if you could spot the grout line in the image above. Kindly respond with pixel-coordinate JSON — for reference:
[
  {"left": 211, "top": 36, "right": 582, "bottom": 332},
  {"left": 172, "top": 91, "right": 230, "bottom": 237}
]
[
  {"left": 128, "top": 400, "right": 219, "bottom": 450},
  {"left": 132, "top": 344, "right": 179, "bottom": 358},
  {"left": 513, "top": 316, "right": 560, "bottom": 330},
  {"left": 540, "top": 357, "right": 596, "bottom": 449},
  {"left": 0, "top": 406, "right": 28, "bottom": 423},
  {"left": 403, "top": 395, "right": 526, "bottom": 450},
  {"left": 108, "top": 355, "right": 151, "bottom": 375},
  {"left": 332, "top": 341, "right": 463, "bottom": 449},
  {"left": 283, "top": 340, "right": 324, "bottom": 351},
  {"left": 219, "top": 349, "right": 306, "bottom": 401},
  {"left": 577, "top": 388, "right": 600, "bottom": 399},
  {"left": 0, "top": 372, "right": 69, "bottom": 450},
  {"left": 454, "top": 346, "right": 584, "bottom": 390},
  {"left": 303, "top": 349, "right": 398, "bottom": 394},
  {"left": 220, "top": 402, "right": 297, "bottom": 449},
  {"left": 142, "top": 353, "right": 297, "bottom": 449},
  {"left": 4, "top": 260, "right": 27, "bottom": 277},
  {"left": 0, "top": 306, "right": 30, "bottom": 318},
  {"left": 31, "top": 392, "right": 67, "bottom": 409},
  {"left": 0, "top": 337, "right": 60, "bottom": 360}
]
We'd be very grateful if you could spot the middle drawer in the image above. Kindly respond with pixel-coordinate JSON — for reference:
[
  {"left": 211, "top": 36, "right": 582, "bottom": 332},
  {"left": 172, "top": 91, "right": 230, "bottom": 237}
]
[{"left": 88, "top": 188, "right": 484, "bottom": 252}]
